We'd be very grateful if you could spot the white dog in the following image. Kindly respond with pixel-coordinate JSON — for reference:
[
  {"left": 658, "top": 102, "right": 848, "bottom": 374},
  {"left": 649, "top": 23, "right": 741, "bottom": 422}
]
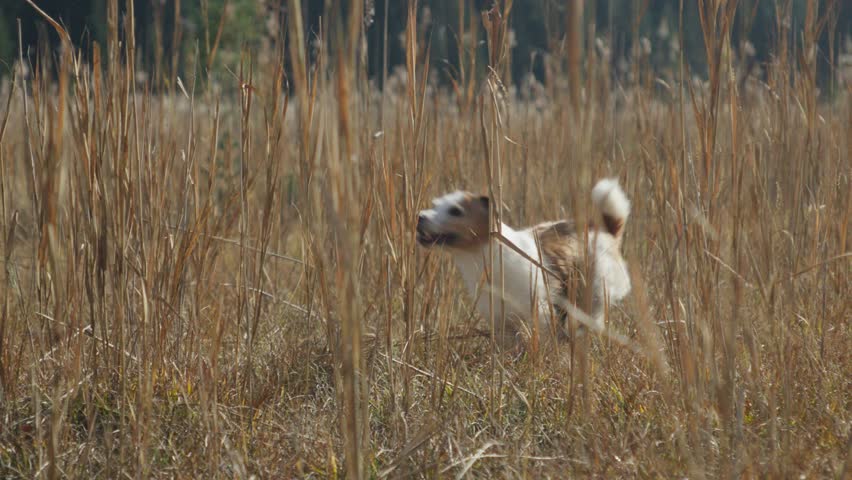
[{"left": 416, "top": 179, "right": 631, "bottom": 346}]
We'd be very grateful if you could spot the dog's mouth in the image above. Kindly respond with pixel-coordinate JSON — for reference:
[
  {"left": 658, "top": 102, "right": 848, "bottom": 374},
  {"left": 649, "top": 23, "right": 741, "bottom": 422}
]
[{"left": 416, "top": 229, "right": 458, "bottom": 247}]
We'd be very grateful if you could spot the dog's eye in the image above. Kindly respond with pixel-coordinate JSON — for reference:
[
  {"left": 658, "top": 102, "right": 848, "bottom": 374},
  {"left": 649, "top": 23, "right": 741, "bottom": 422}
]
[{"left": 448, "top": 206, "right": 463, "bottom": 217}]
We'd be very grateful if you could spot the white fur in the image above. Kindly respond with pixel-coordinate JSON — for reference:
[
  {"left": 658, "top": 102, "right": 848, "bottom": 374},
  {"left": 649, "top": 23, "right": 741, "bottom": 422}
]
[
  {"left": 449, "top": 226, "right": 632, "bottom": 341},
  {"left": 591, "top": 178, "right": 630, "bottom": 227},
  {"left": 589, "top": 232, "right": 632, "bottom": 308},
  {"left": 450, "top": 224, "right": 555, "bottom": 342},
  {"left": 419, "top": 190, "right": 468, "bottom": 224}
]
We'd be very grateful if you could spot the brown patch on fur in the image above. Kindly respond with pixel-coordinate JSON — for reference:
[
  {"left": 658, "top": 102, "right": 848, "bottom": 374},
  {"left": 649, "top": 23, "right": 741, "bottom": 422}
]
[
  {"left": 601, "top": 214, "right": 624, "bottom": 239},
  {"left": 530, "top": 220, "right": 592, "bottom": 327},
  {"left": 449, "top": 192, "right": 491, "bottom": 250}
]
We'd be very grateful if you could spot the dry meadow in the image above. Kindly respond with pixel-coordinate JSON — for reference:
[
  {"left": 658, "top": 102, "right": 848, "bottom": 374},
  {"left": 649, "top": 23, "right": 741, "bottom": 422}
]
[{"left": 0, "top": 1, "right": 849, "bottom": 478}]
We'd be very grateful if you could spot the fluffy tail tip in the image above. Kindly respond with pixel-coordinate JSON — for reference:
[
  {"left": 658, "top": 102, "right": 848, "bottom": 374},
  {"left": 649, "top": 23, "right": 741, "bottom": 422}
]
[{"left": 592, "top": 178, "right": 630, "bottom": 237}]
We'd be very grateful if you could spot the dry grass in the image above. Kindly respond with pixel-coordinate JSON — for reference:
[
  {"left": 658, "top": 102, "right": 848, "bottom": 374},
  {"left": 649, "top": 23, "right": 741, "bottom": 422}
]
[{"left": 0, "top": 1, "right": 849, "bottom": 478}]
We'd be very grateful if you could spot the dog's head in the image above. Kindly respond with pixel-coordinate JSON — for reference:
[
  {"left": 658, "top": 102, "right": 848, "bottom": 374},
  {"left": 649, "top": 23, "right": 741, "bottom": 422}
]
[{"left": 416, "top": 191, "right": 490, "bottom": 250}]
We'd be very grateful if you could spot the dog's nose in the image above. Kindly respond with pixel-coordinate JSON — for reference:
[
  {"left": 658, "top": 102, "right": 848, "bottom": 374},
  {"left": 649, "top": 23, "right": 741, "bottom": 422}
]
[{"left": 417, "top": 214, "right": 426, "bottom": 230}]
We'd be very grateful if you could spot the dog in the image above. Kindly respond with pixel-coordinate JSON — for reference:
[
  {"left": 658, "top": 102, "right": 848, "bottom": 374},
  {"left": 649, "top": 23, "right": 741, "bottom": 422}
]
[{"left": 416, "top": 179, "right": 631, "bottom": 347}]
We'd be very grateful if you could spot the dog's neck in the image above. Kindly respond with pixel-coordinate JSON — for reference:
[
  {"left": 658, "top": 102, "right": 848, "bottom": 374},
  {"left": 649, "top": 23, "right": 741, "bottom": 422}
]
[
  {"left": 449, "top": 222, "right": 544, "bottom": 306},
  {"left": 449, "top": 222, "right": 524, "bottom": 267}
]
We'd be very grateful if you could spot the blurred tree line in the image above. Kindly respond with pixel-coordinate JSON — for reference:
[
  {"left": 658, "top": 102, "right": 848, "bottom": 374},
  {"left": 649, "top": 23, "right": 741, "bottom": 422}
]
[{"left": 1, "top": 0, "right": 849, "bottom": 91}]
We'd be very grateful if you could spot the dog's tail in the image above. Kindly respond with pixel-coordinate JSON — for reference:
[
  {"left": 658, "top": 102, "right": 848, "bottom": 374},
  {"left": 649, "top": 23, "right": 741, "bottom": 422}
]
[{"left": 591, "top": 178, "right": 630, "bottom": 240}]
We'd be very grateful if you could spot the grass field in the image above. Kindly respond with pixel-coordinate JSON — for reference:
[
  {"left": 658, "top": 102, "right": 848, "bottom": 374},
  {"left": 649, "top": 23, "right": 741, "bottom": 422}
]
[{"left": 0, "top": 1, "right": 849, "bottom": 478}]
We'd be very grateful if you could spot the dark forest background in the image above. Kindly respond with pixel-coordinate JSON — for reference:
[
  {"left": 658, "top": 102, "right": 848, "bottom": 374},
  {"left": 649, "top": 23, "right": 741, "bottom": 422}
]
[{"left": 1, "top": 1, "right": 850, "bottom": 91}]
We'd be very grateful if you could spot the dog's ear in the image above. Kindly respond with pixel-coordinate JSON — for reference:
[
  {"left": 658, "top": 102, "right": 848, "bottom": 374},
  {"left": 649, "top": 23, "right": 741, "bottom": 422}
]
[{"left": 478, "top": 195, "right": 490, "bottom": 209}]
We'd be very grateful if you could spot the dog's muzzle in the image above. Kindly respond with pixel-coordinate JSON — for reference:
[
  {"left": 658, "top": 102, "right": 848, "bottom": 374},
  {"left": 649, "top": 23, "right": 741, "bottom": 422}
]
[{"left": 416, "top": 214, "right": 455, "bottom": 247}]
